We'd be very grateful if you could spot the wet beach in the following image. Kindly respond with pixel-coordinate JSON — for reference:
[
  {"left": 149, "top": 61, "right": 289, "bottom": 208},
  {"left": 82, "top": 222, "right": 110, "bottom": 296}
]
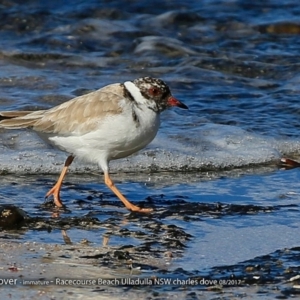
[{"left": 1, "top": 1, "right": 300, "bottom": 299}]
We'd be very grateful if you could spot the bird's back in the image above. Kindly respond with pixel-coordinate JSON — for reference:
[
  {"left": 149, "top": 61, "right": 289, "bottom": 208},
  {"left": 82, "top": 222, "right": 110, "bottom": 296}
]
[{"left": 0, "top": 83, "right": 126, "bottom": 136}]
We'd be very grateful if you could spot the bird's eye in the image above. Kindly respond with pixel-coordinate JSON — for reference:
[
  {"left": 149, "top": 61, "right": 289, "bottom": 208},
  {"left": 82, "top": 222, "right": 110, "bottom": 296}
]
[{"left": 149, "top": 87, "right": 160, "bottom": 96}]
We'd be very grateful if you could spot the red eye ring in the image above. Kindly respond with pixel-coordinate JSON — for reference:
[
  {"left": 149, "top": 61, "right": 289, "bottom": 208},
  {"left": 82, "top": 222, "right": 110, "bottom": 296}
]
[{"left": 149, "top": 87, "right": 160, "bottom": 96}]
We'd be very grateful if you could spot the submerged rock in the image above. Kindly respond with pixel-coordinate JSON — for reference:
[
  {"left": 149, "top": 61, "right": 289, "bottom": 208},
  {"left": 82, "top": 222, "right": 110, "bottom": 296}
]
[{"left": 0, "top": 205, "right": 27, "bottom": 229}]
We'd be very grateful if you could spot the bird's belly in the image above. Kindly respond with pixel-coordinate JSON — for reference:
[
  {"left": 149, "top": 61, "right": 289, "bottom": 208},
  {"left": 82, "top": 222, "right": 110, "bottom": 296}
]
[
  {"left": 47, "top": 111, "right": 160, "bottom": 164},
  {"left": 109, "top": 127, "right": 156, "bottom": 159}
]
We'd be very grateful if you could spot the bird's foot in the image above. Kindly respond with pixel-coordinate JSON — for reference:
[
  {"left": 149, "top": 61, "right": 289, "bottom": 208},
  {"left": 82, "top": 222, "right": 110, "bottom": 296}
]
[
  {"left": 45, "top": 185, "right": 64, "bottom": 208},
  {"left": 129, "top": 205, "right": 153, "bottom": 213}
]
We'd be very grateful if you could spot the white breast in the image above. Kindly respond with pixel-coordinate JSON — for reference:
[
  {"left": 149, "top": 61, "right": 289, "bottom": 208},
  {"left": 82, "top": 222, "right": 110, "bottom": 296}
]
[{"left": 48, "top": 101, "right": 160, "bottom": 166}]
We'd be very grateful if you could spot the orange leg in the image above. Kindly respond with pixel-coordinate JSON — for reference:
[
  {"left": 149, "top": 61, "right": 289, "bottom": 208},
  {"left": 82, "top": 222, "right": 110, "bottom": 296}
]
[
  {"left": 45, "top": 155, "right": 74, "bottom": 207},
  {"left": 104, "top": 171, "right": 153, "bottom": 213}
]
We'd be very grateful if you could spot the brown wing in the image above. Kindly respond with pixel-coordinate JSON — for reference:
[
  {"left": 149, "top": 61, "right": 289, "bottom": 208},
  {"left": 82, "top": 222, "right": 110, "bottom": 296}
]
[
  {"left": 0, "top": 111, "right": 35, "bottom": 119},
  {"left": 0, "top": 110, "right": 46, "bottom": 128},
  {"left": 0, "top": 83, "right": 125, "bottom": 135}
]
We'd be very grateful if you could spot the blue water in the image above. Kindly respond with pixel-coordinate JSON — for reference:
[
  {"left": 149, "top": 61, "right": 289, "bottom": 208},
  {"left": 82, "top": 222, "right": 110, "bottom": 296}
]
[{"left": 0, "top": 1, "right": 300, "bottom": 298}]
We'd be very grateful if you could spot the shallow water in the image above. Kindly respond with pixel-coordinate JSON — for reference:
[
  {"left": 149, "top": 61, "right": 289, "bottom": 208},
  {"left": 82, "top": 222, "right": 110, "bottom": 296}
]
[{"left": 1, "top": 0, "right": 300, "bottom": 299}]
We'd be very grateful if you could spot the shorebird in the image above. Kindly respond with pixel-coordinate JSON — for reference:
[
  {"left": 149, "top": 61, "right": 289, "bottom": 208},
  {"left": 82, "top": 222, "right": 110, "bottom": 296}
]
[{"left": 0, "top": 77, "right": 188, "bottom": 212}]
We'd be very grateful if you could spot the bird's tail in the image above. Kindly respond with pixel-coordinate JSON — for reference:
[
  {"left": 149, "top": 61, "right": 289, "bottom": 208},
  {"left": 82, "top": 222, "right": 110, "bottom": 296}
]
[{"left": 0, "top": 111, "right": 42, "bottom": 129}]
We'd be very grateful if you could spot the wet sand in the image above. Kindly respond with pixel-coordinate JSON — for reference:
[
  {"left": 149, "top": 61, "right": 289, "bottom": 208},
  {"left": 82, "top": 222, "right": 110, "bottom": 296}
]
[{"left": 1, "top": 239, "right": 300, "bottom": 300}]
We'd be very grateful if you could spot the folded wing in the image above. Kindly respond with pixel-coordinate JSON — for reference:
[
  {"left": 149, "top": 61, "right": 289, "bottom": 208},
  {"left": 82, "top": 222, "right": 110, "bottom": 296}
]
[{"left": 0, "top": 83, "right": 125, "bottom": 136}]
